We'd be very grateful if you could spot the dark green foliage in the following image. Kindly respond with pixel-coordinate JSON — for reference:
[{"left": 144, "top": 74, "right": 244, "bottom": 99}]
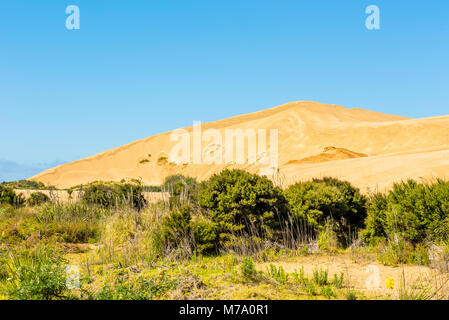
[
  {"left": 240, "top": 257, "right": 257, "bottom": 280},
  {"left": 163, "top": 174, "right": 198, "bottom": 197},
  {"left": 160, "top": 206, "right": 218, "bottom": 254},
  {"left": 198, "top": 169, "right": 288, "bottom": 242},
  {"left": 143, "top": 185, "right": 162, "bottom": 192},
  {"left": 161, "top": 206, "right": 192, "bottom": 248},
  {"left": 80, "top": 181, "right": 146, "bottom": 210},
  {"left": 192, "top": 220, "right": 218, "bottom": 254},
  {"left": 1, "top": 180, "right": 51, "bottom": 190},
  {"left": 361, "top": 192, "right": 389, "bottom": 245},
  {"left": 27, "top": 192, "right": 50, "bottom": 206},
  {"left": 0, "top": 186, "right": 25, "bottom": 207},
  {"left": 362, "top": 180, "right": 449, "bottom": 246},
  {"left": 285, "top": 177, "right": 367, "bottom": 246}
]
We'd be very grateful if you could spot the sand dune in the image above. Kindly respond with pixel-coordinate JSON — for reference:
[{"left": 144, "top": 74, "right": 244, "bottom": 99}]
[
  {"left": 30, "top": 101, "right": 449, "bottom": 192},
  {"left": 285, "top": 147, "right": 368, "bottom": 165}
]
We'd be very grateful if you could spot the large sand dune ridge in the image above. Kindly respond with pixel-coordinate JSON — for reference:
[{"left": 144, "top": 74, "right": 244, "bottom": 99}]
[{"left": 30, "top": 101, "right": 449, "bottom": 192}]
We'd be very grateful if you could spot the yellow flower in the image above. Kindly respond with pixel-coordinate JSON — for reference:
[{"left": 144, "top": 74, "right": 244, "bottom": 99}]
[{"left": 386, "top": 278, "right": 394, "bottom": 289}]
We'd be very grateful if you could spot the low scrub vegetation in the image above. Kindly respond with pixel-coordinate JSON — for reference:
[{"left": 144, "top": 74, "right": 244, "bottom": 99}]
[
  {"left": 1, "top": 171, "right": 449, "bottom": 300},
  {"left": 78, "top": 181, "right": 147, "bottom": 210}
]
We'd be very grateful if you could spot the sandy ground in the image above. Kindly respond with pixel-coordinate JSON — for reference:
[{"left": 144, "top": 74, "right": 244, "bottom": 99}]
[
  {"left": 29, "top": 101, "right": 449, "bottom": 191},
  {"left": 257, "top": 253, "right": 449, "bottom": 299}
]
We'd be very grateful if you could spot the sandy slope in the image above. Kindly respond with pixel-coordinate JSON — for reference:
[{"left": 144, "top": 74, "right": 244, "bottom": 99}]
[{"left": 30, "top": 101, "right": 449, "bottom": 192}]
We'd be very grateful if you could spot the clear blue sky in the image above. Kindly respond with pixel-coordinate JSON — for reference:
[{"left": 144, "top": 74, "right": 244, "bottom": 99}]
[{"left": 1, "top": 0, "right": 448, "bottom": 181}]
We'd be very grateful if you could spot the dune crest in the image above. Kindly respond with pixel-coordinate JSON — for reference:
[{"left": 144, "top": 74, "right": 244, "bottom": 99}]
[{"left": 30, "top": 101, "right": 449, "bottom": 192}]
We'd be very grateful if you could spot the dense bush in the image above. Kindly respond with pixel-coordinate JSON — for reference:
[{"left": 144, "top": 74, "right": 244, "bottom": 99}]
[
  {"left": 362, "top": 180, "right": 449, "bottom": 246},
  {"left": 285, "top": 177, "right": 367, "bottom": 246},
  {"left": 360, "top": 193, "right": 388, "bottom": 245},
  {"left": 80, "top": 181, "right": 146, "bottom": 210},
  {"left": 192, "top": 219, "right": 218, "bottom": 254},
  {"left": 27, "top": 192, "right": 50, "bottom": 206},
  {"left": 198, "top": 169, "right": 288, "bottom": 242},
  {"left": 161, "top": 206, "right": 193, "bottom": 249},
  {"left": 163, "top": 175, "right": 199, "bottom": 209},
  {"left": 160, "top": 206, "right": 218, "bottom": 255},
  {"left": 0, "top": 186, "right": 24, "bottom": 207}
]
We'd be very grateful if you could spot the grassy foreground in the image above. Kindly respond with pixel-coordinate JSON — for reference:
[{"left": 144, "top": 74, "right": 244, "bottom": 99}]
[{"left": 1, "top": 171, "right": 449, "bottom": 300}]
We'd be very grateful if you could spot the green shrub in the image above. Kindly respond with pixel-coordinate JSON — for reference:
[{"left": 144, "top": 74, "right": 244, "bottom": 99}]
[
  {"left": 312, "top": 268, "right": 329, "bottom": 286},
  {"left": 346, "top": 290, "right": 357, "bottom": 300},
  {"left": 1, "top": 180, "right": 49, "bottom": 190},
  {"left": 361, "top": 192, "right": 389, "bottom": 245},
  {"left": 265, "top": 264, "right": 288, "bottom": 284},
  {"left": 285, "top": 177, "right": 367, "bottom": 246},
  {"left": 0, "top": 186, "right": 24, "bottom": 207},
  {"left": 1, "top": 245, "right": 71, "bottom": 300},
  {"left": 160, "top": 206, "right": 219, "bottom": 256},
  {"left": 320, "top": 285, "right": 336, "bottom": 299},
  {"left": 363, "top": 180, "right": 449, "bottom": 247},
  {"left": 161, "top": 206, "right": 193, "bottom": 249},
  {"left": 162, "top": 175, "right": 198, "bottom": 197},
  {"left": 332, "top": 272, "right": 344, "bottom": 289},
  {"left": 386, "top": 180, "right": 449, "bottom": 244},
  {"left": 80, "top": 181, "right": 146, "bottom": 210},
  {"left": 192, "top": 219, "right": 218, "bottom": 254},
  {"left": 317, "top": 220, "right": 339, "bottom": 251},
  {"left": 27, "top": 192, "right": 50, "bottom": 206},
  {"left": 240, "top": 257, "right": 257, "bottom": 280},
  {"left": 198, "top": 169, "right": 288, "bottom": 243}
]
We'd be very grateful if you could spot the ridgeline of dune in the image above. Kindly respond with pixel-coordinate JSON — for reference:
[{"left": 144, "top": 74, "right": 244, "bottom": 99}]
[{"left": 30, "top": 101, "right": 449, "bottom": 192}]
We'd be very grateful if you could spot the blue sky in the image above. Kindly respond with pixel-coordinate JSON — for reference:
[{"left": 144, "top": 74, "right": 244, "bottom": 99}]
[{"left": 0, "top": 0, "right": 448, "bottom": 181}]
